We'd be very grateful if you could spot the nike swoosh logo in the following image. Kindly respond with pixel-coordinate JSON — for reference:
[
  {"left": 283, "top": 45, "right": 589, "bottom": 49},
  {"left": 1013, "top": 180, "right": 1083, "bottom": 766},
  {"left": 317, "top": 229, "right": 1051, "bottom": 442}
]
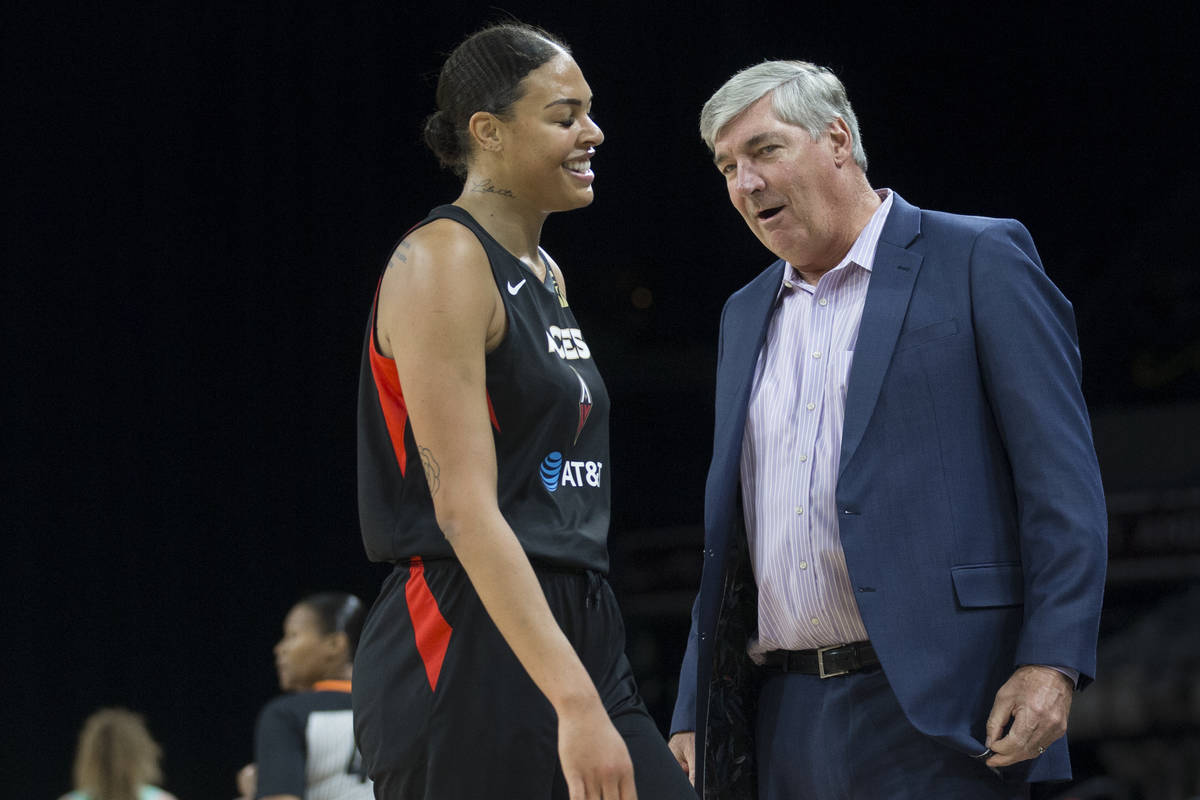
[{"left": 507, "top": 279, "right": 527, "bottom": 295}]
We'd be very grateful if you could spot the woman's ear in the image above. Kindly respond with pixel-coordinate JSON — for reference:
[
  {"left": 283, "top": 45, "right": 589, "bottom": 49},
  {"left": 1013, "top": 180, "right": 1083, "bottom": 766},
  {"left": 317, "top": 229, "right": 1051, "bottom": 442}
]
[
  {"left": 326, "top": 631, "right": 351, "bottom": 662},
  {"left": 468, "top": 111, "right": 503, "bottom": 154}
]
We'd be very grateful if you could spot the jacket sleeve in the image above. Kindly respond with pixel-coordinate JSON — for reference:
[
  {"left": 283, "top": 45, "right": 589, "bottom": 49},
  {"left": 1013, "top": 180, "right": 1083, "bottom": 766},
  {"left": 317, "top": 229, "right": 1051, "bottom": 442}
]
[
  {"left": 671, "top": 293, "right": 738, "bottom": 735},
  {"left": 968, "top": 218, "right": 1107, "bottom": 686},
  {"left": 670, "top": 593, "right": 701, "bottom": 734}
]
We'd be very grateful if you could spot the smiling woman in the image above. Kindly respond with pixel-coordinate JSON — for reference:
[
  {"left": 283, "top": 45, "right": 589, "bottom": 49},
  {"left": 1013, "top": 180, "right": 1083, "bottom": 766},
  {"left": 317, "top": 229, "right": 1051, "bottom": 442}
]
[{"left": 352, "top": 21, "right": 696, "bottom": 800}]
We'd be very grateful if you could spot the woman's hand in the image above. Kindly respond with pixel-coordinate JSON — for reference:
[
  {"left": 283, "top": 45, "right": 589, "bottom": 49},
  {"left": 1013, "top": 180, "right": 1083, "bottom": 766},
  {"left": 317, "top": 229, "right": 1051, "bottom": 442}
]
[{"left": 558, "top": 698, "right": 637, "bottom": 800}]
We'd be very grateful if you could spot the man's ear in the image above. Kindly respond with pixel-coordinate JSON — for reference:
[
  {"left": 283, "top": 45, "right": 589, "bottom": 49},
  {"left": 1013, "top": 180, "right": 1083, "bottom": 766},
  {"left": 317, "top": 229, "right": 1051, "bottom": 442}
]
[
  {"left": 468, "top": 111, "right": 504, "bottom": 153},
  {"left": 828, "top": 117, "right": 855, "bottom": 167}
]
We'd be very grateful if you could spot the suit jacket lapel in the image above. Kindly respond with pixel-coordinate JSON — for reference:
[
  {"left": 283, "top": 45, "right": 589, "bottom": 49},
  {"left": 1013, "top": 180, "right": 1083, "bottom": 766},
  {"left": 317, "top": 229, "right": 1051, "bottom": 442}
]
[{"left": 839, "top": 195, "right": 924, "bottom": 480}]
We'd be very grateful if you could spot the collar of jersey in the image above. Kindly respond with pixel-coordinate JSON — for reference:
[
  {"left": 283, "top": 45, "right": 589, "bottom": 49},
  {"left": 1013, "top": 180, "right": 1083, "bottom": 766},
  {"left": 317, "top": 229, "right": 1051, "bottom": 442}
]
[{"left": 311, "top": 679, "right": 352, "bottom": 693}]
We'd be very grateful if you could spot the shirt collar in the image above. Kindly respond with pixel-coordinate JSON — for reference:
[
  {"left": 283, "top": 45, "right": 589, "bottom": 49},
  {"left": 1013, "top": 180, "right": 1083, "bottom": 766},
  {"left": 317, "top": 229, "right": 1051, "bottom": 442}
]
[
  {"left": 311, "top": 679, "right": 352, "bottom": 693},
  {"left": 780, "top": 188, "right": 894, "bottom": 294}
]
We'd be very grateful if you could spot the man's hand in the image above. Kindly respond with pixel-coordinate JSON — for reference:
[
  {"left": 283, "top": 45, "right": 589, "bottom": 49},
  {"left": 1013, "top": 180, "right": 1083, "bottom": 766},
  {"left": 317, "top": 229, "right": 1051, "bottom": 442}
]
[
  {"left": 668, "top": 731, "right": 696, "bottom": 787},
  {"left": 985, "top": 665, "right": 1074, "bottom": 767},
  {"left": 558, "top": 701, "right": 638, "bottom": 799}
]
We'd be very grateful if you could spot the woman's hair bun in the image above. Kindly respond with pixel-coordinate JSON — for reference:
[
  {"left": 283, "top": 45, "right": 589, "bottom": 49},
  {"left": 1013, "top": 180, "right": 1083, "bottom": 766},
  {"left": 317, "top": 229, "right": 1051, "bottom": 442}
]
[{"left": 422, "top": 110, "right": 462, "bottom": 170}]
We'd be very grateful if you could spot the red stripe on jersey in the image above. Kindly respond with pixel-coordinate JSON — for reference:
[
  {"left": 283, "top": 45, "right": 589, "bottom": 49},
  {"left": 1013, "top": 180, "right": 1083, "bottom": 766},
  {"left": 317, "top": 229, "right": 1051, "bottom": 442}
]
[
  {"left": 486, "top": 392, "right": 501, "bottom": 433},
  {"left": 368, "top": 281, "right": 503, "bottom": 477},
  {"left": 367, "top": 297, "right": 411, "bottom": 477},
  {"left": 405, "top": 557, "right": 453, "bottom": 691}
]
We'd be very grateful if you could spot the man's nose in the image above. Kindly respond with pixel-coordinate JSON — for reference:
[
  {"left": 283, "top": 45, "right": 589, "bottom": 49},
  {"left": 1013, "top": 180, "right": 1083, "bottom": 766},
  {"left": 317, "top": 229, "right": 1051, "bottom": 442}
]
[{"left": 733, "top": 164, "right": 764, "bottom": 195}]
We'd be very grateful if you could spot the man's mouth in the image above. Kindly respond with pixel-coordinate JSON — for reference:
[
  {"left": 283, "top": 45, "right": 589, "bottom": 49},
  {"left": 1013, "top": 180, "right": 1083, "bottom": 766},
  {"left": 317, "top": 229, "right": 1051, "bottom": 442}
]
[{"left": 756, "top": 206, "right": 784, "bottom": 221}]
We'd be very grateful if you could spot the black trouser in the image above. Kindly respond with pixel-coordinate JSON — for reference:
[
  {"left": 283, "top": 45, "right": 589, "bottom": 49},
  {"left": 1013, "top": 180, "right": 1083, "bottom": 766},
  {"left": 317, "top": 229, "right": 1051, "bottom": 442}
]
[{"left": 353, "top": 558, "right": 697, "bottom": 799}]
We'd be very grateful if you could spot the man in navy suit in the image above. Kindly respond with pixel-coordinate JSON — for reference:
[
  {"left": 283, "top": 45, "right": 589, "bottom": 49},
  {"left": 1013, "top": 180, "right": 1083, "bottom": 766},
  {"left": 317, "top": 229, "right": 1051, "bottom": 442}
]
[{"left": 667, "top": 61, "right": 1107, "bottom": 800}]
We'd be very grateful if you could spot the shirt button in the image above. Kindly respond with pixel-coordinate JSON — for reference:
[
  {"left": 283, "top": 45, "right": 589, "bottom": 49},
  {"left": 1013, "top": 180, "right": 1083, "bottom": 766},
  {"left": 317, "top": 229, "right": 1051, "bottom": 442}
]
[
  {"left": 810, "top": 617, "right": 820, "bottom": 626},
  {"left": 812, "top": 351, "right": 822, "bottom": 359},
  {"left": 819, "top": 298, "right": 828, "bottom": 306},
  {"left": 795, "top": 506, "right": 804, "bottom": 515},
  {"left": 806, "top": 402, "right": 816, "bottom": 411},
  {"left": 799, "top": 455, "right": 808, "bottom": 462},
  {"left": 799, "top": 561, "right": 808, "bottom": 570}
]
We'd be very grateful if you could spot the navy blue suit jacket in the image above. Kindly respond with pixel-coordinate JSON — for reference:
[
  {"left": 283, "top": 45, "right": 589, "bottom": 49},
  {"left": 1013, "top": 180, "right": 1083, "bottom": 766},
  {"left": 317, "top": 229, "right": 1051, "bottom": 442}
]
[{"left": 671, "top": 193, "right": 1107, "bottom": 793}]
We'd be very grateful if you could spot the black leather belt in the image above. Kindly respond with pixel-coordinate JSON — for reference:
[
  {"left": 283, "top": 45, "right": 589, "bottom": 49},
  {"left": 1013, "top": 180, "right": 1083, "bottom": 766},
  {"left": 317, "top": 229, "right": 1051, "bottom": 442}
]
[{"left": 761, "top": 641, "right": 879, "bottom": 678}]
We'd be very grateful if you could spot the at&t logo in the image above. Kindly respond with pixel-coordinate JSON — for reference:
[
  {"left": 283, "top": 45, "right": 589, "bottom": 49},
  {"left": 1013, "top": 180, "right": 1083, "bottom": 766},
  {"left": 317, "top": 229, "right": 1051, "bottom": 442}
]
[{"left": 539, "top": 451, "right": 604, "bottom": 493}]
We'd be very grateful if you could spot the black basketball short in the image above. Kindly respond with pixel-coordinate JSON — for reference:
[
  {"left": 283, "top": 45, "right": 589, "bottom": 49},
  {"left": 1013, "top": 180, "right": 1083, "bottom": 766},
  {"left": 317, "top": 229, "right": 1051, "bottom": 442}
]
[{"left": 352, "top": 557, "right": 696, "bottom": 799}]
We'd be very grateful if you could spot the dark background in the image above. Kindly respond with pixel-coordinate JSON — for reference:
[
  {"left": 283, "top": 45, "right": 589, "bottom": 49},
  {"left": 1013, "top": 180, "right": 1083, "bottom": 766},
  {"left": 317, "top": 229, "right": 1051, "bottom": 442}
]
[{"left": 8, "top": 2, "right": 1200, "bottom": 799}]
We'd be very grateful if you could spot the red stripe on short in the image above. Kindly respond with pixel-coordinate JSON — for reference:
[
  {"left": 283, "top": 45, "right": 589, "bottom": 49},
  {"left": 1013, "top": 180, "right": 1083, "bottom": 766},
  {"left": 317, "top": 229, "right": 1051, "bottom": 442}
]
[{"left": 405, "top": 557, "right": 453, "bottom": 691}]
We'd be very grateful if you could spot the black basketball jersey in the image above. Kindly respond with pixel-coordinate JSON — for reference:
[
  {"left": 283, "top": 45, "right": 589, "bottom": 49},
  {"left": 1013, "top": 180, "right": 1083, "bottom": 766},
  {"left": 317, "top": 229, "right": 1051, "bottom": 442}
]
[{"left": 357, "top": 205, "right": 611, "bottom": 572}]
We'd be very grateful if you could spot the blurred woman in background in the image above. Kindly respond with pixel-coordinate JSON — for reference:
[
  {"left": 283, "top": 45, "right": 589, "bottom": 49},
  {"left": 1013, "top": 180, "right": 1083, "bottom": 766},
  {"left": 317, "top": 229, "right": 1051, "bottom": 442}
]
[
  {"left": 237, "top": 591, "right": 373, "bottom": 800},
  {"left": 61, "top": 708, "right": 177, "bottom": 800}
]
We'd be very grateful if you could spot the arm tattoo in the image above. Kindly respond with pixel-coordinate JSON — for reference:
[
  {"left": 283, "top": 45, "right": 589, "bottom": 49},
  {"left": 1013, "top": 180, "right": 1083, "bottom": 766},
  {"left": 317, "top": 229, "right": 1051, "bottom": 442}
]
[
  {"left": 394, "top": 240, "right": 411, "bottom": 263},
  {"left": 420, "top": 446, "right": 441, "bottom": 496},
  {"left": 470, "top": 178, "right": 516, "bottom": 198}
]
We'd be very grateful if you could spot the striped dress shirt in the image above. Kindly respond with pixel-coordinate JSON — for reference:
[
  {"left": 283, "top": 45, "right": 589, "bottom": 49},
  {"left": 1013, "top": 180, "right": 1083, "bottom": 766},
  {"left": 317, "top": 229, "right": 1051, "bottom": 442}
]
[{"left": 741, "top": 189, "right": 893, "bottom": 660}]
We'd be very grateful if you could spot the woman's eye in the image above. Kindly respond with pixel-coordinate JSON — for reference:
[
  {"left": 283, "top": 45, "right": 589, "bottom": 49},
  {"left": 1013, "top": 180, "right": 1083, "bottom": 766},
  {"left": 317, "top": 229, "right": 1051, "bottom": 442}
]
[{"left": 558, "top": 118, "right": 574, "bottom": 128}]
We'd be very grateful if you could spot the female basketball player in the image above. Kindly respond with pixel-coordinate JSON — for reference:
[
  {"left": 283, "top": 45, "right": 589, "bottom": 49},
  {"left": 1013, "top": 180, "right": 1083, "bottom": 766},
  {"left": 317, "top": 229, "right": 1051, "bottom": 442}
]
[{"left": 353, "top": 22, "right": 695, "bottom": 800}]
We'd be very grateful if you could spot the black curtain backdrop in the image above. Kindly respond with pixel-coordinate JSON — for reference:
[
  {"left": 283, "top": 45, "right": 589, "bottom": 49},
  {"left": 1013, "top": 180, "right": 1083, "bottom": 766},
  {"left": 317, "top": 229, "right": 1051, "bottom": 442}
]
[{"left": 7, "top": 3, "right": 1199, "bottom": 798}]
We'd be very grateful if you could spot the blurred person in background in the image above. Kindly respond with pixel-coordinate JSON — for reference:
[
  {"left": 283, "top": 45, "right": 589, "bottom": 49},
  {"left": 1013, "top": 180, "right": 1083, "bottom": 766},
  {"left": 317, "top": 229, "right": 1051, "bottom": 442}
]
[
  {"left": 236, "top": 592, "right": 372, "bottom": 800},
  {"left": 60, "top": 708, "right": 177, "bottom": 800}
]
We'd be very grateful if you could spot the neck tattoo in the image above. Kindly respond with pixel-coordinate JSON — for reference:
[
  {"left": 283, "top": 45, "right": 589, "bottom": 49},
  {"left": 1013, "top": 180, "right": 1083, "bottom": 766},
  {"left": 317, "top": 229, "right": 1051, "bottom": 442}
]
[{"left": 471, "top": 178, "right": 516, "bottom": 198}]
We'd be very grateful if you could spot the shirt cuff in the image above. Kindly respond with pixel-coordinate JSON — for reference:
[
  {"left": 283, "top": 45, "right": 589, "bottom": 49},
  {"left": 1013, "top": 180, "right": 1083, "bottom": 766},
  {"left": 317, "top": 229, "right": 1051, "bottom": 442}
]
[{"left": 1032, "top": 664, "right": 1079, "bottom": 688}]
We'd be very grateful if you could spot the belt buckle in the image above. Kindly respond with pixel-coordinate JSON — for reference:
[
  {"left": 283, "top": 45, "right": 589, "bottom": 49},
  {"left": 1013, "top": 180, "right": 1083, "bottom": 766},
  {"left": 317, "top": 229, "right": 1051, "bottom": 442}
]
[{"left": 817, "top": 643, "right": 849, "bottom": 679}]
